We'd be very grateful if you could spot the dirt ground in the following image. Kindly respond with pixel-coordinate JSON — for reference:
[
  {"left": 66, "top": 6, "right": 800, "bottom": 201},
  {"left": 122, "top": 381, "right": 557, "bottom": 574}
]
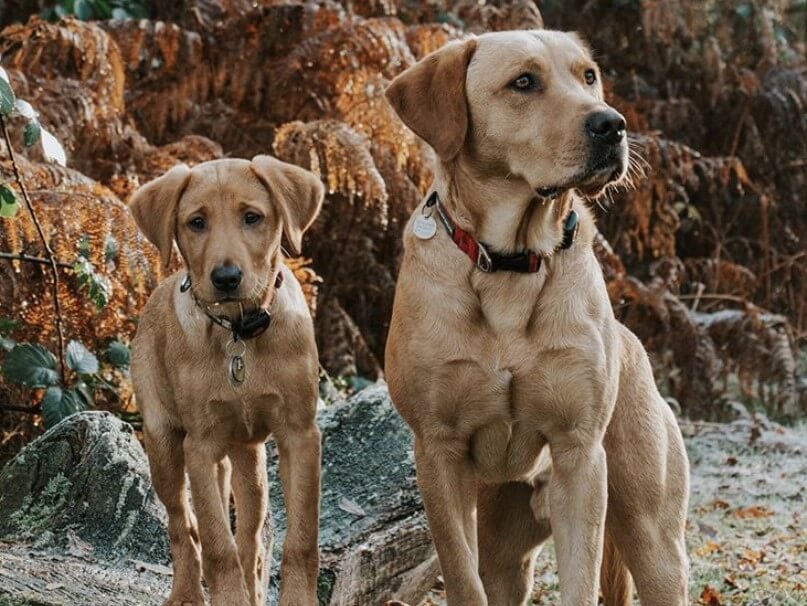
[{"left": 422, "top": 415, "right": 807, "bottom": 606}]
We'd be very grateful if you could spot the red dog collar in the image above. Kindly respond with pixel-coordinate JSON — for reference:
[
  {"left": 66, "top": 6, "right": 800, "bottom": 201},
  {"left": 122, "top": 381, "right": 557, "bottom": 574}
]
[{"left": 424, "top": 191, "right": 579, "bottom": 273}]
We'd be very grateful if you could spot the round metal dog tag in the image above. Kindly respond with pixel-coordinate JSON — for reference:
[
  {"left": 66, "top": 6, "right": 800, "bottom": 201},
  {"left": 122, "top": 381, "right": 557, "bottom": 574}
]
[
  {"left": 413, "top": 214, "right": 437, "bottom": 240},
  {"left": 226, "top": 338, "right": 247, "bottom": 387},
  {"left": 229, "top": 355, "right": 246, "bottom": 386}
]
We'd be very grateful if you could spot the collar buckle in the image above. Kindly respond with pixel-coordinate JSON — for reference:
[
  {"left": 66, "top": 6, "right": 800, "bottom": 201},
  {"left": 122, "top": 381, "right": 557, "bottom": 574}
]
[{"left": 476, "top": 243, "right": 493, "bottom": 272}]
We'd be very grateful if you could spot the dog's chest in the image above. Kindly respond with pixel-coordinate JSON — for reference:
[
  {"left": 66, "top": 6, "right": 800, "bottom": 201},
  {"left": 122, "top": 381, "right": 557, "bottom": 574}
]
[
  {"left": 171, "top": 343, "right": 312, "bottom": 442},
  {"left": 463, "top": 348, "right": 554, "bottom": 482},
  {"left": 429, "top": 327, "right": 606, "bottom": 482}
]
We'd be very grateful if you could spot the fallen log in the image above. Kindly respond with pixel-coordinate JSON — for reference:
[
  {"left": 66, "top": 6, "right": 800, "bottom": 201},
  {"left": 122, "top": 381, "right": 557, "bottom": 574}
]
[{"left": 0, "top": 384, "right": 436, "bottom": 605}]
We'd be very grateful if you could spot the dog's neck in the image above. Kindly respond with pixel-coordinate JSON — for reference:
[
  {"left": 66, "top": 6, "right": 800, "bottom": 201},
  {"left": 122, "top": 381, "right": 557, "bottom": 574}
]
[{"left": 437, "top": 160, "right": 572, "bottom": 255}]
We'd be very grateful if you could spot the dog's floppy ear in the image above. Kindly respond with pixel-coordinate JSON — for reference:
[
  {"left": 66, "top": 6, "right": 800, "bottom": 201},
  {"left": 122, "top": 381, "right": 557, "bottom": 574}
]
[
  {"left": 250, "top": 155, "right": 324, "bottom": 256},
  {"left": 385, "top": 37, "right": 478, "bottom": 161},
  {"left": 128, "top": 163, "right": 191, "bottom": 269}
]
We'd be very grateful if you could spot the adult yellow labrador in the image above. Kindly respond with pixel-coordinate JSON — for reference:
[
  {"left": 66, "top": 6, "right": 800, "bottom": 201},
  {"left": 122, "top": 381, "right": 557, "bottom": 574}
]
[
  {"left": 385, "top": 30, "right": 689, "bottom": 606},
  {"left": 129, "top": 156, "right": 324, "bottom": 606}
]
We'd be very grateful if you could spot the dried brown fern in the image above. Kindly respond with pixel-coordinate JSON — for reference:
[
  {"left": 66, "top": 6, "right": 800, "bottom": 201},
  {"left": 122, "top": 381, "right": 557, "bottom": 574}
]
[
  {"left": 262, "top": 17, "right": 415, "bottom": 124},
  {"left": 695, "top": 309, "right": 800, "bottom": 417},
  {"left": 450, "top": 0, "right": 544, "bottom": 33},
  {"left": 405, "top": 23, "right": 463, "bottom": 60},
  {"left": 0, "top": 155, "right": 162, "bottom": 350},
  {"left": 274, "top": 119, "right": 387, "bottom": 212},
  {"left": 617, "top": 277, "right": 725, "bottom": 418}
]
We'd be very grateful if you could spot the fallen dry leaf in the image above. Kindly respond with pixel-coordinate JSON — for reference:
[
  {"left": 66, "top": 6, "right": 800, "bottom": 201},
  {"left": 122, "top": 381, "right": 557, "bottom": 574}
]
[
  {"left": 699, "top": 584, "right": 723, "bottom": 605},
  {"left": 694, "top": 540, "right": 722, "bottom": 557},
  {"left": 338, "top": 496, "right": 367, "bottom": 517},
  {"left": 734, "top": 505, "right": 773, "bottom": 519}
]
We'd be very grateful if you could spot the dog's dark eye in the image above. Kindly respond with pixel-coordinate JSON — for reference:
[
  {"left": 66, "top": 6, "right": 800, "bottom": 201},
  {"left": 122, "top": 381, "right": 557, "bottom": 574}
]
[
  {"left": 584, "top": 69, "right": 597, "bottom": 85},
  {"left": 243, "top": 211, "right": 263, "bottom": 226},
  {"left": 187, "top": 216, "right": 206, "bottom": 231},
  {"left": 510, "top": 73, "right": 539, "bottom": 92}
]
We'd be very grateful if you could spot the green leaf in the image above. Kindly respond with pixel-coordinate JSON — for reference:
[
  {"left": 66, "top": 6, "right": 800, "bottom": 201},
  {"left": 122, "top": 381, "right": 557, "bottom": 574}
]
[
  {"left": 0, "top": 183, "right": 19, "bottom": 218},
  {"left": 0, "top": 201, "right": 19, "bottom": 217},
  {"left": 123, "top": 1, "right": 149, "bottom": 18},
  {"left": 0, "top": 317, "right": 19, "bottom": 333},
  {"left": 104, "top": 235, "right": 119, "bottom": 262},
  {"left": 72, "top": 257, "right": 111, "bottom": 309},
  {"left": 72, "top": 381, "right": 93, "bottom": 405},
  {"left": 74, "top": 0, "right": 94, "bottom": 20},
  {"left": 106, "top": 340, "right": 130, "bottom": 367},
  {"left": 23, "top": 120, "right": 42, "bottom": 147},
  {"left": 41, "top": 386, "right": 63, "bottom": 427},
  {"left": 91, "top": 0, "right": 113, "bottom": 19},
  {"left": 77, "top": 236, "right": 91, "bottom": 260},
  {"left": 735, "top": 3, "right": 753, "bottom": 19},
  {"left": 41, "top": 127, "right": 67, "bottom": 166},
  {"left": 3, "top": 343, "right": 59, "bottom": 387},
  {"left": 41, "top": 386, "right": 88, "bottom": 429},
  {"left": 0, "top": 336, "right": 15, "bottom": 352},
  {"left": 13, "top": 99, "right": 36, "bottom": 120},
  {"left": 0, "top": 184, "right": 17, "bottom": 205},
  {"left": 0, "top": 77, "right": 14, "bottom": 117},
  {"left": 111, "top": 8, "right": 129, "bottom": 19},
  {"left": 66, "top": 340, "right": 99, "bottom": 375}
]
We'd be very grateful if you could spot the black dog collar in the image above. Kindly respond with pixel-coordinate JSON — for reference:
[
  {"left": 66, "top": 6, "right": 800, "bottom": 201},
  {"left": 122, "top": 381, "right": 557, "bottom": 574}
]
[{"left": 181, "top": 272, "right": 283, "bottom": 341}]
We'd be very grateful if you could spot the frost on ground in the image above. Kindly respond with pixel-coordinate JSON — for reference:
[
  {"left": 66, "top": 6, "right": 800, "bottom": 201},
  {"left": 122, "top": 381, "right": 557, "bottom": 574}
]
[{"left": 423, "top": 416, "right": 807, "bottom": 606}]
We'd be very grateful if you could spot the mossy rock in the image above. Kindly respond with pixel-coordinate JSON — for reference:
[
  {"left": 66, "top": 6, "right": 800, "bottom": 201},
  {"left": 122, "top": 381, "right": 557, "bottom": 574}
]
[{"left": 0, "top": 411, "right": 168, "bottom": 563}]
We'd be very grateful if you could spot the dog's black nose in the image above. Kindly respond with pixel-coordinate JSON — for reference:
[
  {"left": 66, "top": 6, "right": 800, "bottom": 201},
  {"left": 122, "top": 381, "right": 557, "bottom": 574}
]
[
  {"left": 210, "top": 264, "right": 242, "bottom": 292},
  {"left": 585, "top": 109, "right": 626, "bottom": 144}
]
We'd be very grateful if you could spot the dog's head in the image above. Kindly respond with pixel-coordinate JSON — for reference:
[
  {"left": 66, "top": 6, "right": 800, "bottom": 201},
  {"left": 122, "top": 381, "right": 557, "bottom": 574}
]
[
  {"left": 386, "top": 30, "right": 628, "bottom": 197},
  {"left": 129, "top": 156, "right": 323, "bottom": 306}
]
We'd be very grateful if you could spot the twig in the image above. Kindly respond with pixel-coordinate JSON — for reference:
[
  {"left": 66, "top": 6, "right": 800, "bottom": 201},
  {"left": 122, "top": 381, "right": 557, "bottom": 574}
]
[
  {"left": 0, "top": 251, "right": 72, "bottom": 269},
  {"left": 758, "top": 251, "right": 807, "bottom": 278},
  {"left": 727, "top": 101, "right": 750, "bottom": 160},
  {"left": 677, "top": 293, "right": 775, "bottom": 315},
  {"left": 690, "top": 282, "right": 705, "bottom": 313},
  {"left": 759, "top": 195, "right": 771, "bottom": 309},
  {"left": 0, "top": 403, "right": 41, "bottom": 415},
  {"left": 678, "top": 293, "right": 750, "bottom": 303},
  {"left": 1, "top": 116, "right": 67, "bottom": 384}
]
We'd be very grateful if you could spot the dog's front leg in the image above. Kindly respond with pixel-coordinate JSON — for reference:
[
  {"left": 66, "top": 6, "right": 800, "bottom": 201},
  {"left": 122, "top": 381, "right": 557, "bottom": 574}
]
[
  {"left": 548, "top": 438, "right": 608, "bottom": 606},
  {"left": 184, "top": 437, "right": 251, "bottom": 606},
  {"left": 275, "top": 422, "right": 321, "bottom": 605},
  {"left": 414, "top": 437, "right": 487, "bottom": 606},
  {"left": 231, "top": 443, "right": 270, "bottom": 606},
  {"left": 143, "top": 427, "right": 204, "bottom": 606}
]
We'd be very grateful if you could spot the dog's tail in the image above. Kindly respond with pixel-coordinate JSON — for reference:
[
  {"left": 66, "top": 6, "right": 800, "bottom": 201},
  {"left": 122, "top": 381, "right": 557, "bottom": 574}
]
[{"left": 600, "top": 531, "right": 632, "bottom": 606}]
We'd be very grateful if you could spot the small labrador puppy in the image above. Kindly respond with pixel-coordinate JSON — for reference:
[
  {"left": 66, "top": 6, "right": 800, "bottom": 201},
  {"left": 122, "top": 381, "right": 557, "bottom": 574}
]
[
  {"left": 129, "top": 156, "right": 324, "bottom": 606},
  {"left": 385, "top": 31, "right": 689, "bottom": 606}
]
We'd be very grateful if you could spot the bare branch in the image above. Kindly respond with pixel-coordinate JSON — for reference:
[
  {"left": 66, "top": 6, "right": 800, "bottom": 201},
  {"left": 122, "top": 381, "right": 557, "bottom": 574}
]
[
  {"left": 1, "top": 116, "right": 67, "bottom": 384},
  {"left": 0, "top": 251, "right": 73, "bottom": 269}
]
